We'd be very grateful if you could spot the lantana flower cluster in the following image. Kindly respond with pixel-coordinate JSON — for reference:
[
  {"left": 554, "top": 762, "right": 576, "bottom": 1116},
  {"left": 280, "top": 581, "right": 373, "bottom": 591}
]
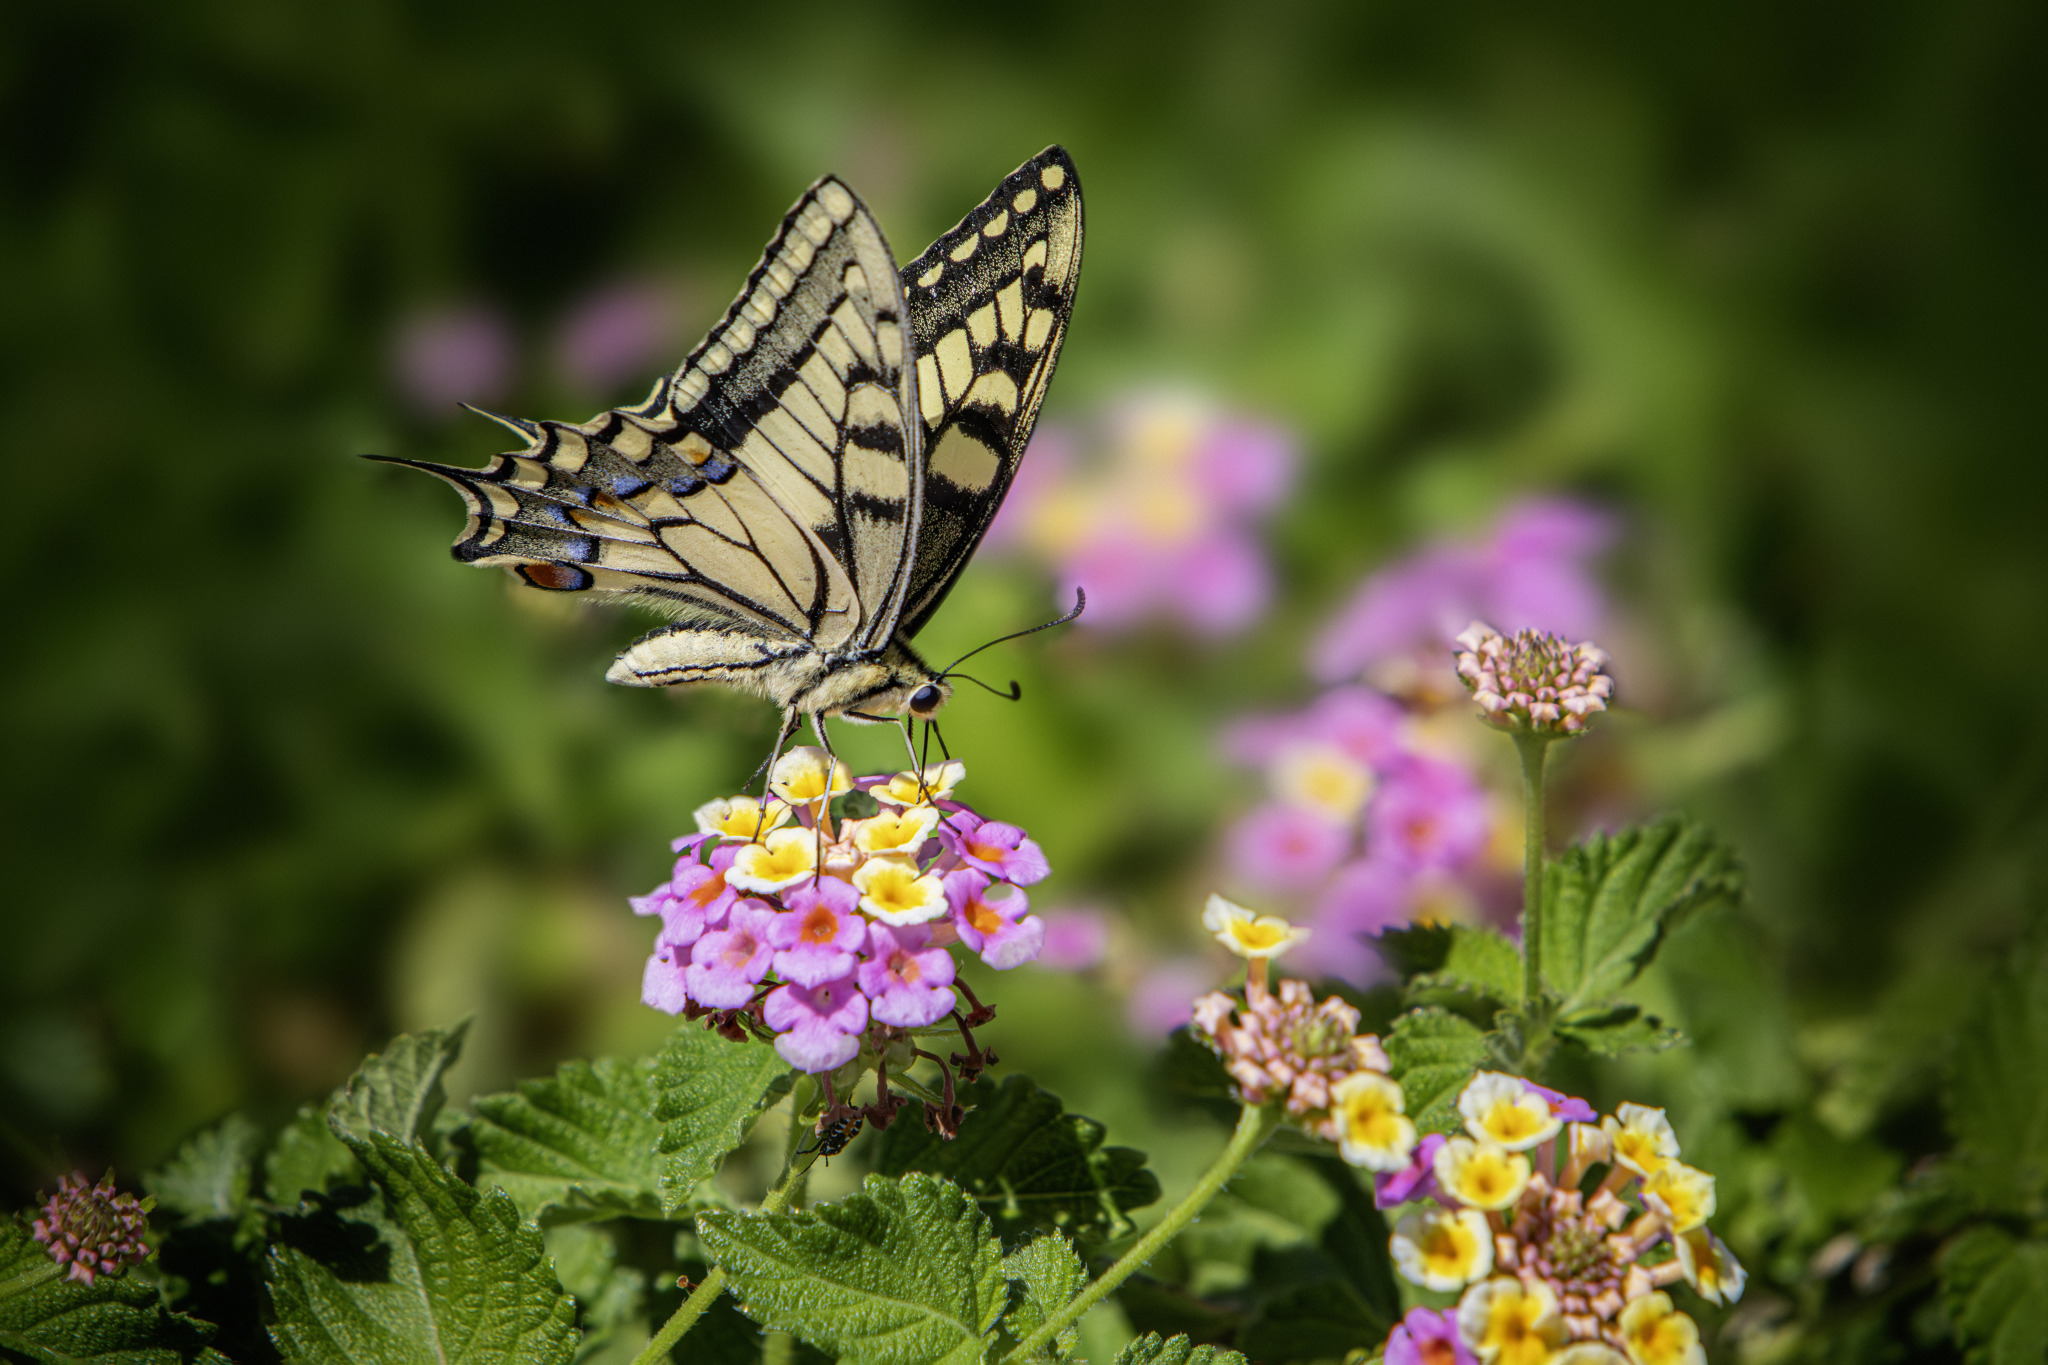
[
  {"left": 1187, "top": 899, "right": 1420, "bottom": 1172},
  {"left": 1454, "top": 623, "right": 1615, "bottom": 738},
  {"left": 1379, "top": 1072, "right": 1743, "bottom": 1365},
  {"left": 31, "top": 1171, "right": 152, "bottom": 1287},
  {"left": 985, "top": 390, "right": 1297, "bottom": 638},
  {"left": 634, "top": 749, "right": 1048, "bottom": 1077},
  {"left": 1213, "top": 499, "right": 1617, "bottom": 986}
]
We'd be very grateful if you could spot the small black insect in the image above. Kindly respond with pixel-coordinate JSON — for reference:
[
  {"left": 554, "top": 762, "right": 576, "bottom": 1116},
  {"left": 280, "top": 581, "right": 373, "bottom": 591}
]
[{"left": 801, "top": 1112, "right": 864, "bottom": 1160}]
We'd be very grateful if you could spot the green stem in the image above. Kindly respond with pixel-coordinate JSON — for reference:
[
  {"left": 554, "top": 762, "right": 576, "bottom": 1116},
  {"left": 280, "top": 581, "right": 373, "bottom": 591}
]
[
  {"left": 1515, "top": 732, "right": 1551, "bottom": 1006},
  {"left": 1000, "top": 1103, "right": 1282, "bottom": 1364},
  {"left": 631, "top": 1078, "right": 823, "bottom": 1365}
]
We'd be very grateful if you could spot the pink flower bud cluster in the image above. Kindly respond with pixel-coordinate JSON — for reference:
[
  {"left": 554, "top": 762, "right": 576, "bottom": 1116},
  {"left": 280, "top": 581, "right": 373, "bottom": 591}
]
[
  {"left": 1453, "top": 622, "right": 1613, "bottom": 736},
  {"left": 1190, "top": 977, "right": 1390, "bottom": 1137},
  {"left": 634, "top": 764, "right": 1049, "bottom": 1075},
  {"left": 32, "top": 1171, "right": 151, "bottom": 1286}
]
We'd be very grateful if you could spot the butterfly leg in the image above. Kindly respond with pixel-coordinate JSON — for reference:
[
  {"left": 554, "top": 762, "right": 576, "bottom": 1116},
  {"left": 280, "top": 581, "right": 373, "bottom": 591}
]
[
  {"left": 751, "top": 708, "right": 804, "bottom": 804},
  {"left": 806, "top": 710, "right": 843, "bottom": 867}
]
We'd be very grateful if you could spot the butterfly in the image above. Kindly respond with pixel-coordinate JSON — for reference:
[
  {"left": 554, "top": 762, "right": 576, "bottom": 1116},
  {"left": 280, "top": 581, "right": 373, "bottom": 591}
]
[{"left": 376, "top": 147, "right": 1082, "bottom": 769}]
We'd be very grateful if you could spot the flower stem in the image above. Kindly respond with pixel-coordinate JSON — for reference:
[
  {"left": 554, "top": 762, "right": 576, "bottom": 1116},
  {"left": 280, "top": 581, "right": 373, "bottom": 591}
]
[
  {"left": 631, "top": 1078, "right": 822, "bottom": 1365},
  {"left": 1515, "top": 732, "right": 1551, "bottom": 1006},
  {"left": 999, "top": 1103, "right": 1282, "bottom": 1364}
]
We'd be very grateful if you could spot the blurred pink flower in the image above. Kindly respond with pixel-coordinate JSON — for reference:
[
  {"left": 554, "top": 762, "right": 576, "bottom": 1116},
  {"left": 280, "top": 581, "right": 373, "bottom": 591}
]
[
  {"left": 1368, "top": 757, "right": 1492, "bottom": 871},
  {"left": 554, "top": 277, "right": 682, "bottom": 396},
  {"left": 1127, "top": 959, "right": 1216, "bottom": 1038},
  {"left": 1159, "top": 531, "right": 1272, "bottom": 637},
  {"left": 1036, "top": 907, "right": 1109, "bottom": 971},
  {"left": 1189, "top": 417, "right": 1296, "bottom": 515},
  {"left": 1226, "top": 802, "right": 1353, "bottom": 892},
  {"left": 983, "top": 425, "right": 1076, "bottom": 552},
  {"left": 1311, "top": 497, "right": 1615, "bottom": 683},
  {"left": 1222, "top": 685, "right": 1406, "bottom": 770},
  {"left": 392, "top": 304, "right": 513, "bottom": 413}
]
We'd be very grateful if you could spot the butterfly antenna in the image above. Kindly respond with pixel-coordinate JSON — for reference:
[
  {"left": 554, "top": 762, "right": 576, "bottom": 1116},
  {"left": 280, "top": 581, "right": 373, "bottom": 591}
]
[
  {"left": 939, "top": 590, "right": 1086, "bottom": 679},
  {"left": 949, "top": 674, "right": 1024, "bottom": 701}
]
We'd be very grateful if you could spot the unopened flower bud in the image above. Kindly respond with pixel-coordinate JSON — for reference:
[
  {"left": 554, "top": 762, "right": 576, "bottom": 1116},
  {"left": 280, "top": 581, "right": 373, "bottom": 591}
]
[
  {"left": 32, "top": 1172, "right": 152, "bottom": 1286},
  {"left": 1453, "top": 622, "right": 1614, "bottom": 737}
]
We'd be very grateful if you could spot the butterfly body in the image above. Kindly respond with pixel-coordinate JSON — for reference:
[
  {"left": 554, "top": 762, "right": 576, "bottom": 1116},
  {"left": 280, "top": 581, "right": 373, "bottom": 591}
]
[{"left": 380, "top": 149, "right": 1081, "bottom": 748}]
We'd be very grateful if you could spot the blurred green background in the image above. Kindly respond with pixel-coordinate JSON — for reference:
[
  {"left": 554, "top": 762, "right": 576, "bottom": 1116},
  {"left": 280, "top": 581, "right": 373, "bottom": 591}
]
[{"left": 4, "top": 0, "right": 2045, "bottom": 1344}]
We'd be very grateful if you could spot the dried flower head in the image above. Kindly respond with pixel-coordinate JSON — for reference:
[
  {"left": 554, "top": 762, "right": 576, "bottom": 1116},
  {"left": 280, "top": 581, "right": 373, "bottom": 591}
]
[
  {"left": 32, "top": 1171, "right": 152, "bottom": 1286},
  {"left": 1453, "top": 622, "right": 1613, "bottom": 737}
]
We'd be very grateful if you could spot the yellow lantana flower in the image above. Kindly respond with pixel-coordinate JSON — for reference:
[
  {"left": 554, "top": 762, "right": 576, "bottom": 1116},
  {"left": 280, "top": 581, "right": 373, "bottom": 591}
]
[
  {"left": 725, "top": 828, "right": 819, "bottom": 894},
  {"left": 852, "top": 858, "right": 948, "bottom": 926},
  {"left": 1457, "top": 1277, "right": 1563, "bottom": 1365},
  {"left": 1202, "top": 895, "right": 1310, "bottom": 959},
  {"left": 850, "top": 805, "right": 940, "bottom": 860},
  {"left": 1270, "top": 744, "right": 1374, "bottom": 823},
  {"left": 869, "top": 760, "right": 966, "bottom": 808},
  {"left": 694, "top": 795, "right": 791, "bottom": 841},
  {"left": 1641, "top": 1163, "right": 1716, "bottom": 1234},
  {"left": 1330, "top": 1072, "right": 1417, "bottom": 1173},
  {"left": 1673, "top": 1228, "right": 1745, "bottom": 1305},
  {"left": 1617, "top": 1292, "right": 1705, "bottom": 1365},
  {"left": 1602, "top": 1103, "right": 1679, "bottom": 1178},
  {"left": 1434, "top": 1136, "right": 1532, "bottom": 1211},
  {"left": 1459, "top": 1071, "right": 1562, "bottom": 1151},
  {"left": 1390, "top": 1207, "right": 1494, "bottom": 1292},
  {"left": 769, "top": 746, "right": 853, "bottom": 809}
]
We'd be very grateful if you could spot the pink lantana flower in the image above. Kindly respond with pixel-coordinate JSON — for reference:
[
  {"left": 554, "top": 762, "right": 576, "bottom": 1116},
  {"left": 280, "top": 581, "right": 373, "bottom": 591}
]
[
  {"left": 1225, "top": 801, "right": 1351, "bottom": 892},
  {"left": 633, "top": 844, "right": 741, "bottom": 948},
  {"left": 1525, "top": 1080, "right": 1599, "bottom": 1124},
  {"left": 641, "top": 941, "right": 692, "bottom": 1015},
  {"left": 685, "top": 899, "right": 778, "bottom": 1008},
  {"left": 1036, "top": 907, "right": 1109, "bottom": 971},
  {"left": 943, "top": 812, "right": 1051, "bottom": 886},
  {"left": 769, "top": 877, "right": 866, "bottom": 987},
  {"left": 943, "top": 870, "right": 1045, "bottom": 970},
  {"left": 1375, "top": 1132, "right": 1449, "bottom": 1209},
  {"left": 858, "top": 922, "right": 958, "bottom": 1027},
  {"left": 763, "top": 976, "right": 868, "bottom": 1073},
  {"left": 1368, "top": 757, "right": 1491, "bottom": 871},
  {"left": 1384, "top": 1305, "right": 1478, "bottom": 1365}
]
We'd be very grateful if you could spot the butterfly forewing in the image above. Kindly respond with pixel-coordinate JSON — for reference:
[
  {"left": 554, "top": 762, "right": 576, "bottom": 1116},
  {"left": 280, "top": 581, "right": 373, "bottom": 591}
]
[
  {"left": 896, "top": 146, "right": 1084, "bottom": 638},
  {"left": 377, "top": 176, "right": 922, "bottom": 653}
]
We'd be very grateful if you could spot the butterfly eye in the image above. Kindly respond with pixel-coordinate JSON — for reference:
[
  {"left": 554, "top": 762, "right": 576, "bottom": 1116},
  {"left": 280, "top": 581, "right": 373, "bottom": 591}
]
[{"left": 910, "top": 685, "right": 943, "bottom": 716}]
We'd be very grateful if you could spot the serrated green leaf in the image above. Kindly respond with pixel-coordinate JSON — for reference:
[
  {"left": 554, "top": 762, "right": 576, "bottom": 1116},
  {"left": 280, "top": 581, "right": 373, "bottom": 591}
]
[
  {"left": 1554, "top": 1003, "right": 1684, "bottom": 1056},
  {"left": 329, "top": 1022, "right": 470, "bottom": 1148},
  {"left": 472, "top": 1056, "right": 667, "bottom": 1223},
  {"left": 1939, "top": 1225, "right": 2048, "bottom": 1365},
  {"left": 1374, "top": 924, "right": 1453, "bottom": 980},
  {"left": 267, "top": 1104, "right": 360, "bottom": 1205},
  {"left": 1111, "top": 1332, "right": 1248, "bottom": 1365},
  {"left": 265, "top": 1133, "right": 577, "bottom": 1365},
  {"left": 0, "top": 1217, "right": 228, "bottom": 1363},
  {"left": 1002, "top": 1233, "right": 1086, "bottom": 1361},
  {"left": 872, "top": 1075, "right": 1159, "bottom": 1241},
  {"left": 1540, "top": 817, "right": 1743, "bottom": 1010},
  {"left": 1384, "top": 1008, "right": 1490, "bottom": 1136},
  {"left": 1238, "top": 1279, "right": 1388, "bottom": 1363},
  {"left": 652, "top": 1025, "right": 793, "bottom": 1213},
  {"left": 148, "top": 1114, "right": 263, "bottom": 1223},
  {"left": 1412, "top": 926, "right": 1522, "bottom": 1004},
  {"left": 1947, "top": 953, "right": 2048, "bottom": 1210},
  {"left": 696, "top": 1172, "right": 1006, "bottom": 1365}
]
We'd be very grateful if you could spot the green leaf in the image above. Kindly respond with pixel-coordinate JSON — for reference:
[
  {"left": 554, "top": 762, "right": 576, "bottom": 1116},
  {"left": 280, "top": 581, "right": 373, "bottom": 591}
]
[
  {"left": 267, "top": 1104, "right": 361, "bottom": 1205},
  {"left": 1304, "top": 1156, "right": 1400, "bottom": 1324},
  {"left": 1939, "top": 1225, "right": 2048, "bottom": 1365},
  {"left": 872, "top": 1074, "right": 1160, "bottom": 1241},
  {"left": 0, "top": 1217, "right": 228, "bottom": 1363},
  {"left": 471, "top": 1056, "right": 668, "bottom": 1223},
  {"left": 1553, "top": 1003, "right": 1684, "bottom": 1056},
  {"left": 329, "top": 1022, "right": 470, "bottom": 1148},
  {"left": 1540, "top": 817, "right": 1743, "bottom": 1010},
  {"left": 1002, "top": 1233, "right": 1086, "bottom": 1361},
  {"left": 542, "top": 1223, "right": 646, "bottom": 1359},
  {"left": 1111, "top": 1332, "right": 1249, "bottom": 1365},
  {"left": 1947, "top": 953, "right": 2048, "bottom": 1210},
  {"left": 1412, "top": 926, "right": 1522, "bottom": 1004},
  {"left": 265, "top": 1133, "right": 578, "bottom": 1365},
  {"left": 1374, "top": 924, "right": 1452, "bottom": 980},
  {"left": 652, "top": 1025, "right": 793, "bottom": 1213},
  {"left": 148, "top": 1114, "right": 263, "bottom": 1223},
  {"left": 695, "top": 1172, "right": 1007, "bottom": 1365},
  {"left": 1383, "top": 1008, "right": 1490, "bottom": 1136},
  {"left": 1238, "top": 1280, "right": 1388, "bottom": 1363}
]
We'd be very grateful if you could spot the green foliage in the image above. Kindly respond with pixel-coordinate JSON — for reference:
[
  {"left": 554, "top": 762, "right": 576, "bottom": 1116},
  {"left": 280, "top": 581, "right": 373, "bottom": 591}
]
[
  {"left": 1112, "top": 1332, "right": 1248, "bottom": 1365},
  {"left": 1552, "top": 1003, "right": 1683, "bottom": 1056},
  {"left": 696, "top": 1173, "right": 1008, "bottom": 1365},
  {"left": 652, "top": 1025, "right": 794, "bottom": 1213},
  {"left": 329, "top": 1021, "right": 471, "bottom": 1150},
  {"left": 1539, "top": 817, "right": 1743, "bottom": 1012},
  {"left": 1237, "top": 1279, "right": 1387, "bottom": 1364},
  {"left": 1946, "top": 954, "right": 2048, "bottom": 1210},
  {"left": 1382, "top": 1008, "right": 1490, "bottom": 1136},
  {"left": 1001, "top": 1234, "right": 1087, "bottom": 1361},
  {"left": 147, "top": 1114, "right": 263, "bottom": 1224},
  {"left": 471, "top": 1056, "right": 668, "bottom": 1223},
  {"left": 873, "top": 1075, "right": 1160, "bottom": 1241},
  {"left": 1410, "top": 926, "right": 1522, "bottom": 1006},
  {"left": 1939, "top": 1226, "right": 2048, "bottom": 1365},
  {"left": 266, "top": 1105, "right": 361, "bottom": 1206},
  {"left": 266, "top": 1133, "right": 578, "bottom": 1365},
  {"left": 0, "top": 1217, "right": 228, "bottom": 1363}
]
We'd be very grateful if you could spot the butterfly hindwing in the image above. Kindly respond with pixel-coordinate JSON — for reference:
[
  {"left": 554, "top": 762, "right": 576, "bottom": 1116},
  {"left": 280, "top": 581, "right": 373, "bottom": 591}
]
[
  {"left": 896, "top": 145, "right": 1084, "bottom": 638},
  {"left": 376, "top": 176, "right": 924, "bottom": 657}
]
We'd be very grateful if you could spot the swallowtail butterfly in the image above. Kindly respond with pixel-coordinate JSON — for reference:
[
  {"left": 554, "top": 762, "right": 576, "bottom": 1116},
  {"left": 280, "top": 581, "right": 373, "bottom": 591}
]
[{"left": 378, "top": 147, "right": 1083, "bottom": 759}]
